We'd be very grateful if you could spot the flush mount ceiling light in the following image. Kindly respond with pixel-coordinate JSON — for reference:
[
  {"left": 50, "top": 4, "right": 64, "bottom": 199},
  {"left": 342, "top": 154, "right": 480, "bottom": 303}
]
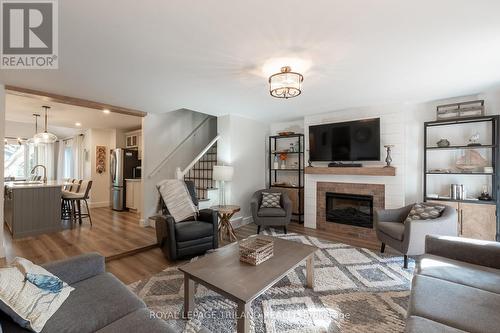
[
  {"left": 269, "top": 66, "right": 304, "bottom": 99},
  {"left": 33, "top": 106, "right": 57, "bottom": 144}
]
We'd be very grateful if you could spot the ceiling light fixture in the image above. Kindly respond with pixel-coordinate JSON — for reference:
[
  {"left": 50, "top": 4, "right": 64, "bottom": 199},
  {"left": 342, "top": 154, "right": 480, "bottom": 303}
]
[
  {"left": 103, "top": 109, "right": 110, "bottom": 114},
  {"left": 269, "top": 66, "right": 304, "bottom": 99},
  {"left": 75, "top": 122, "right": 82, "bottom": 127},
  {"left": 33, "top": 106, "right": 57, "bottom": 144}
]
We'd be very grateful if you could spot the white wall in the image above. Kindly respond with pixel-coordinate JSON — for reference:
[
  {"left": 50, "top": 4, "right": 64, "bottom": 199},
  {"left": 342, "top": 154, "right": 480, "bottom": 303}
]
[
  {"left": 0, "top": 85, "right": 5, "bottom": 258},
  {"left": 217, "top": 114, "right": 268, "bottom": 225},
  {"left": 142, "top": 109, "right": 217, "bottom": 223}
]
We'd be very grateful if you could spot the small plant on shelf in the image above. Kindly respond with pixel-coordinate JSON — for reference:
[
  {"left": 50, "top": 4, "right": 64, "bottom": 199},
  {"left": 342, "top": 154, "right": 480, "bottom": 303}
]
[{"left": 279, "top": 152, "right": 288, "bottom": 169}]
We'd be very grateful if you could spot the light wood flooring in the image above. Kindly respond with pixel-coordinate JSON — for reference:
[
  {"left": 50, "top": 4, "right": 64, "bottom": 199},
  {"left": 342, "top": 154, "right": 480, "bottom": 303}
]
[
  {"left": 108, "top": 222, "right": 391, "bottom": 284},
  {"left": 2, "top": 212, "right": 390, "bottom": 285},
  {"left": 2, "top": 207, "right": 157, "bottom": 265}
]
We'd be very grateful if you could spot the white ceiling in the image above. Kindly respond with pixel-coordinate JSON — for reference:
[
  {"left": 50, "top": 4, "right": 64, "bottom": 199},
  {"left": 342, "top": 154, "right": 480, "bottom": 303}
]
[
  {"left": 1, "top": 0, "right": 500, "bottom": 121},
  {"left": 5, "top": 94, "right": 142, "bottom": 137}
]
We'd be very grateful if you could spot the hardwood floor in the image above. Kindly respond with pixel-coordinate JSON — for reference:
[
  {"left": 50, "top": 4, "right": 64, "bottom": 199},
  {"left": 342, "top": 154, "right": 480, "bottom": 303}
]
[
  {"left": 106, "top": 222, "right": 391, "bottom": 285},
  {"left": 2, "top": 210, "right": 390, "bottom": 285},
  {"left": 2, "top": 207, "right": 157, "bottom": 264}
]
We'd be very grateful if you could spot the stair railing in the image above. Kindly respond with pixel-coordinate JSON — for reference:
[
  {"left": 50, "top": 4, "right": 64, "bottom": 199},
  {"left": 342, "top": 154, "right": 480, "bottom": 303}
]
[
  {"left": 176, "top": 134, "right": 220, "bottom": 179},
  {"left": 147, "top": 116, "right": 213, "bottom": 179}
]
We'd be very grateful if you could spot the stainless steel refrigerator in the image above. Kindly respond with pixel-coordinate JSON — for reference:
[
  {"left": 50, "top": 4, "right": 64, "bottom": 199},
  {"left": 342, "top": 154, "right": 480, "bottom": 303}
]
[{"left": 110, "top": 148, "right": 140, "bottom": 211}]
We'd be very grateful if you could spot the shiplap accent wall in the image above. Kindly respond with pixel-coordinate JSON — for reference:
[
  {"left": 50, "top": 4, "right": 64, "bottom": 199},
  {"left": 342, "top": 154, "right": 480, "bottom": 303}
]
[{"left": 303, "top": 105, "right": 407, "bottom": 229}]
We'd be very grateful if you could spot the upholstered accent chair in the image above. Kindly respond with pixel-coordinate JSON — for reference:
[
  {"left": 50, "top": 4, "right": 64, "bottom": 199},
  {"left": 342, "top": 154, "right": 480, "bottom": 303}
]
[
  {"left": 374, "top": 204, "right": 458, "bottom": 268},
  {"left": 155, "top": 181, "right": 218, "bottom": 261},
  {"left": 251, "top": 188, "right": 293, "bottom": 234}
]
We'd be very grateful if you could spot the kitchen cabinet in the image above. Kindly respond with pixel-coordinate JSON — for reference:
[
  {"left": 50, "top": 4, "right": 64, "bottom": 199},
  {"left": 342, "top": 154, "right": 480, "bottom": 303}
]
[
  {"left": 125, "top": 179, "right": 142, "bottom": 212},
  {"left": 126, "top": 135, "right": 138, "bottom": 148},
  {"left": 4, "top": 182, "right": 63, "bottom": 238},
  {"left": 125, "top": 130, "right": 142, "bottom": 160},
  {"left": 460, "top": 203, "right": 496, "bottom": 241},
  {"left": 427, "top": 200, "right": 496, "bottom": 241}
]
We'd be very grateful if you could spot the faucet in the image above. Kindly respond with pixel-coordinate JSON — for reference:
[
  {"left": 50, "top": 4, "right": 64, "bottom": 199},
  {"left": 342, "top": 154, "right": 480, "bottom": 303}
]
[{"left": 31, "top": 165, "right": 47, "bottom": 183}]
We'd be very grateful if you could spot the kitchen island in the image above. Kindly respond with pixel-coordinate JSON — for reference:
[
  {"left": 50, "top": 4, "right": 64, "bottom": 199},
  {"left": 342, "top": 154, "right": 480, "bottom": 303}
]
[{"left": 4, "top": 181, "right": 64, "bottom": 239}]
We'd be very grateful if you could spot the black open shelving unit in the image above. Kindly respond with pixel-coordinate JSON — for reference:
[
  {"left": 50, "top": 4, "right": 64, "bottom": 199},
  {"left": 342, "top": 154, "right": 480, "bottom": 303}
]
[
  {"left": 423, "top": 115, "right": 500, "bottom": 241},
  {"left": 268, "top": 134, "right": 304, "bottom": 223}
]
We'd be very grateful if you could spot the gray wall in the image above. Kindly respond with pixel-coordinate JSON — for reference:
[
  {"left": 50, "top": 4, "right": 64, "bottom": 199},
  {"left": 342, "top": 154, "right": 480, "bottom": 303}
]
[{"left": 142, "top": 109, "right": 217, "bottom": 221}]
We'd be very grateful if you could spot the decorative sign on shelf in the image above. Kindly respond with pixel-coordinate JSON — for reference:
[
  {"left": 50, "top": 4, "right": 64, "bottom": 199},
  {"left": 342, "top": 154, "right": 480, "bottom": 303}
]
[{"left": 96, "top": 146, "right": 107, "bottom": 174}]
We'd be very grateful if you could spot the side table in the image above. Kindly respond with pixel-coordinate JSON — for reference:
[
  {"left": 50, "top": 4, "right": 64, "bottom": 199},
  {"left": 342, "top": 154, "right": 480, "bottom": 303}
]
[{"left": 210, "top": 205, "right": 240, "bottom": 242}]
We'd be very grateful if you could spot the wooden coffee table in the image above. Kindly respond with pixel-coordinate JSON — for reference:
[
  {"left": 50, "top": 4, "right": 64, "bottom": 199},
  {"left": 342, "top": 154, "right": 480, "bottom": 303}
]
[{"left": 179, "top": 236, "right": 317, "bottom": 332}]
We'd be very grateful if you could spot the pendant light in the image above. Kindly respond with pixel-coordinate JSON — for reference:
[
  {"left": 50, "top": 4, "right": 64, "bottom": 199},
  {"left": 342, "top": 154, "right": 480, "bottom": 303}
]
[
  {"left": 27, "top": 114, "right": 41, "bottom": 145},
  {"left": 33, "top": 106, "right": 57, "bottom": 144}
]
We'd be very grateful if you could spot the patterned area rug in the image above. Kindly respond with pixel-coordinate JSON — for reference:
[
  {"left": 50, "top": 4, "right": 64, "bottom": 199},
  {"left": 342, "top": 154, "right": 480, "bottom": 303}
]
[{"left": 129, "top": 230, "right": 414, "bottom": 332}]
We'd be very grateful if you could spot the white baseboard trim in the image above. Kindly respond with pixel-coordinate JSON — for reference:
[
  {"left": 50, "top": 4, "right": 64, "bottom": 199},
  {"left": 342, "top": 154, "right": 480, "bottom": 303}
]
[
  {"left": 232, "top": 216, "right": 253, "bottom": 229},
  {"left": 88, "top": 201, "right": 110, "bottom": 208}
]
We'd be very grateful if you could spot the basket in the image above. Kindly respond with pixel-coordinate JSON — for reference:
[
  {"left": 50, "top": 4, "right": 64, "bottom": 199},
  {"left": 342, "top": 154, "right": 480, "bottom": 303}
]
[{"left": 239, "top": 237, "right": 274, "bottom": 266}]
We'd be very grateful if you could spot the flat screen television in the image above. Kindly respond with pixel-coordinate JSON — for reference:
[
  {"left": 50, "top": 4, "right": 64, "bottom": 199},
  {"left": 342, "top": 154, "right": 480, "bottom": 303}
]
[{"left": 309, "top": 118, "right": 380, "bottom": 162}]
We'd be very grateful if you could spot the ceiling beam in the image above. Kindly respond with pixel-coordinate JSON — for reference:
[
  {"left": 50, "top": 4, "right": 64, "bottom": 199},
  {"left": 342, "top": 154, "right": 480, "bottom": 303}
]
[{"left": 5, "top": 85, "right": 147, "bottom": 117}]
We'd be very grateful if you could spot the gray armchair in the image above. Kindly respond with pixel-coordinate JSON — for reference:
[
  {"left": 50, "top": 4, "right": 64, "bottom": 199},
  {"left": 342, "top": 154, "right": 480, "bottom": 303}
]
[
  {"left": 251, "top": 188, "right": 293, "bottom": 234},
  {"left": 374, "top": 204, "right": 458, "bottom": 268}
]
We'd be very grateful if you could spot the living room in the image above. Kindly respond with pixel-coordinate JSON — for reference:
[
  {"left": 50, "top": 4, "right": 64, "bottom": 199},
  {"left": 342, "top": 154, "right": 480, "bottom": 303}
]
[{"left": 0, "top": 1, "right": 499, "bottom": 333}]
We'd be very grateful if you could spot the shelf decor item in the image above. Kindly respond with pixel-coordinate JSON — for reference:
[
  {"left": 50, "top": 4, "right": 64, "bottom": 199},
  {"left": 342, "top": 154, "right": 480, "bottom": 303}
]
[
  {"left": 467, "top": 133, "right": 481, "bottom": 146},
  {"left": 436, "top": 139, "right": 450, "bottom": 147},
  {"left": 436, "top": 100, "right": 484, "bottom": 120},
  {"left": 384, "top": 145, "right": 394, "bottom": 167},
  {"left": 279, "top": 152, "right": 288, "bottom": 169},
  {"left": 239, "top": 237, "right": 274, "bottom": 266},
  {"left": 273, "top": 156, "right": 279, "bottom": 169},
  {"left": 479, "top": 185, "right": 492, "bottom": 201},
  {"left": 455, "top": 149, "right": 487, "bottom": 172}
]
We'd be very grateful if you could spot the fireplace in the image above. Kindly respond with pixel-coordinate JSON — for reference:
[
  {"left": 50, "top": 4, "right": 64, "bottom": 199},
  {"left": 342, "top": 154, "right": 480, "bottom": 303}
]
[{"left": 325, "top": 192, "right": 373, "bottom": 228}]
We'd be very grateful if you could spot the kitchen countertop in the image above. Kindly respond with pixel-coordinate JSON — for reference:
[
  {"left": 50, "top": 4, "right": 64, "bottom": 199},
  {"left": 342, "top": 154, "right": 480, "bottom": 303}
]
[
  {"left": 5, "top": 180, "right": 70, "bottom": 189},
  {"left": 125, "top": 178, "right": 142, "bottom": 182}
]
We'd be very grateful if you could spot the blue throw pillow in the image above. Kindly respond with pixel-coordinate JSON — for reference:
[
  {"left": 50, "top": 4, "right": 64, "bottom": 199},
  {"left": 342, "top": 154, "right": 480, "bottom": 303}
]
[{"left": 25, "top": 273, "right": 63, "bottom": 294}]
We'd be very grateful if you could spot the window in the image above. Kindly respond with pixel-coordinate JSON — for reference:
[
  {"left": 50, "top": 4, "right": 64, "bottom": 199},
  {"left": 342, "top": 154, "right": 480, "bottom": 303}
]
[{"left": 4, "top": 141, "right": 27, "bottom": 179}]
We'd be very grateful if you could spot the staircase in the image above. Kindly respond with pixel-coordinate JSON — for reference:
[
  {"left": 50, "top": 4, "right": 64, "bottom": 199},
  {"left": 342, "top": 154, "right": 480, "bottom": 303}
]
[{"left": 183, "top": 143, "right": 218, "bottom": 201}]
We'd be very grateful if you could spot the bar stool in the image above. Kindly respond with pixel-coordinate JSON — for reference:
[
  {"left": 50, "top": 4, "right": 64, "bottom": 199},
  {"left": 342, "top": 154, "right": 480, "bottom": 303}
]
[
  {"left": 63, "top": 180, "right": 93, "bottom": 225},
  {"left": 61, "top": 179, "right": 82, "bottom": 221}
]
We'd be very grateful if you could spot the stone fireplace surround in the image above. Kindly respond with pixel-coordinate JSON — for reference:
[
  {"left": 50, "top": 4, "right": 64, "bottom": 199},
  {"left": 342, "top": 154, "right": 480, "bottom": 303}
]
[{"left": 316, "top": 182, "right": 385, "bottom": 240}]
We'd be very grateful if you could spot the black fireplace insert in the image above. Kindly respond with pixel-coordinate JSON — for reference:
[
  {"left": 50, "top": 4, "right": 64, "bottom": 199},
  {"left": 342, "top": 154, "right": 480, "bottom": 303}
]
[{"left": 325, "top": 192, "right": 373, "bottom": 228}]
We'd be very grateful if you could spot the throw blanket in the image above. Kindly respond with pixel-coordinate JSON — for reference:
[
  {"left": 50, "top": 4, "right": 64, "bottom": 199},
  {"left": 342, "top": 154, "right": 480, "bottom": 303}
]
[{"left": 157, "top": 179, "right": 198, "bottom": 222}]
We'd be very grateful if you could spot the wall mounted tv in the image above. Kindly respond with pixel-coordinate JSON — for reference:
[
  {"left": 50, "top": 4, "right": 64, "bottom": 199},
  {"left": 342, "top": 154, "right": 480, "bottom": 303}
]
[{"left": 309, "top": 118, "right": 380, "bottom": 162}]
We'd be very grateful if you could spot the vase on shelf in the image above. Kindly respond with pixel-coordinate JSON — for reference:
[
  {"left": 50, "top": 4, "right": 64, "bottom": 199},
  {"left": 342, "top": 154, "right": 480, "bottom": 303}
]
[
  {"left": 273, "top": 156, "right": 279, "bottom": 169},
  {"left": 281, "top": 160, "right": 286, "bottom": 169}
]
